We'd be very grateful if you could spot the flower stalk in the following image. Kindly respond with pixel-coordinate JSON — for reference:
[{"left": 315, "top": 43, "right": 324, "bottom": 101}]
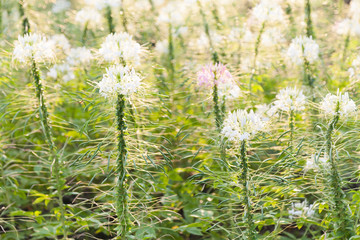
[
  {"left": 31, "top": 59, "right": 67, "bottom": 238},
  {"left": 240, "top": 140, "right": 256, "bottom": 239},
  {"left": 19, "top": 0, "right": 30, "bottom": 35},
  {"left": 289, "top": 109, "right": 294, "bottom": 152},
  {"left": 325, "top": 102, "right": 355, "bottom": 238},
  {"left": 305, "top": 0, "right": 315, "bottom": 38},
  {"left": 115, "top": 94, "right": 129, "bottom": 239},
  {"left": 106, "top": 6, "right": 115, "bottom": 34}
]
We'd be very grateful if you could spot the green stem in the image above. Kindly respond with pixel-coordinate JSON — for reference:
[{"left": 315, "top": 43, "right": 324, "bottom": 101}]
[
  {"left": 197, "top": 0, "right": 219, "bottom": 64},
  {"left": 81, "top": 22, "right": 88, "bottom": 45},
  {"left": 289, "top": 109, "right": 294, "bottom": 152},
  {"left": 213, "top": 84, "right": 221, "bottom": 132},
  {"left": 106, "top": 5, "right": 115, "bottom": 34},
  {"left": 285, "top": 3, "right": 296, "bottom": 38},
  {"left": 115, "top": 94, "right": 129, "bottom": 239},
  {"left": 326, "top": 104, "right": 354, "bottom": 238},
  {"left": 120, "top": 4, "right": 128, "bottom": 32},
  {"left": 305, "top": 0, "right": 315, "bottom": 38},
  {"left": 342, "top": 33, "right": 350, "bottom": 64},
  {"left": 168, "top": 23, "right": 175, "bottom": 85},
  {"left": 211, "top": 2, "right": 222, "bottom": 30},
  {"left": 240, "top": 141, "right": 255, "bottom": 239},
  {"left": 249, "top": 21, "right": 266, "bottom": 97},
  {"left": 18, "top": 0, "right": 30, "bottom": 35},
  {"left": 31, "top": 59, "right": 66, "bottom": 239}
]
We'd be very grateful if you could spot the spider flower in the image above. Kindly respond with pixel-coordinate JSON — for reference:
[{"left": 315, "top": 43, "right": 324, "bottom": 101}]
[
  {"left": 320, "top": 90, "right": 357, "bottom": 117},
  {"left": 98, "top": 65, "right": 142, "bottom": 99},
  {"left": 13, "top": 33, "right": 55, "bottom": 63},
  {"left": 287, "top": 36, "right": 319, "bottom": 65},
  {"left": 221, "top": 109, "right": 266, "bottom": 142},
  {"left": 75, "top": 8, "right": 102, "bottom": 29},
  {"left": 273, "top": 87, "right": 306, "bottom": 112},
  {"left": 98, "top": 32, "right": 142, "bottom": 66},
  {"left": 197, "top": 63, "right": 240, "bottom": 99}
]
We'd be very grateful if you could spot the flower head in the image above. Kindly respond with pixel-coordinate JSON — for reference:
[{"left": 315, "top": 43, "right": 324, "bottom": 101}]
[
  {"left": 13, "top": 33, "right": 55, "bottom": 63},
  {"left": 273, "top": 87, "right": 306, "bottom": 112},
  {"left": 287, "top": 36, "right": 319, "bottom": 65},
  {"left": 75, "top": 8, "right": 102, "bottom": 29},
  {"left": 98, "top": 65, "right": 142, "bottom": 99},
  {"left": 197, "top": 63, "right": 240, "bottom": 100},
  {"left": 320, "top": 90, "right": 357, "bottom": 117},
  {"left": 251, "top": 0, "right": 285, "bottom": 24},
  {"left": 288, "top": 201, "right": 315, "bottom": 219},
  {"left": 66, "top": 47, "right": 92, "bottom": 66},
  {"left": 98, "top": 32, "right": 142, "bottom": 66},
  {"left": 47, "top": 63, "right": 75, "bottom": 83},
  {"left": 221, "top": 109, "right": 266, "bottom": 142},
  {"left": 52, "top": 0, "right": 71, "bottom": 13},
  {"left": 348, "top": 55, "right": 360, "bottom": 81}
]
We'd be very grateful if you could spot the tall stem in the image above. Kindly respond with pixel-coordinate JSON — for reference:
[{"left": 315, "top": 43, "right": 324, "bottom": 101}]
[
  {"left": 342, "top": 33, "right": 350, "bottom": 64},
  {"left": 305, "top": 0, "right": 315, "bottom": 38},
  {"left": 168, "top": 23, "right": 175, "bottom": 85},
  {"left": 285, "top": 3, "right": 296, "bottom": 38},
  {"left": 31, "top": 60, "right": 66, "bottom": 238},
  {"left": 81, "top": 22, "right": 88, "bottom": 45},
  {"left": 240, "top": 141, "right": 255, "bottom": 239},
  {"left": 289, "top": 109, "right": 294, "bottom": 152},
  {"left": 213, "top": 83, "right": 221, "bottom": 133},
  {"left": 106, "top": 5, "right": 115, "bottom": 34},
  {"left": 120, "top": 3, "right": 128, "bottom": 32},
  {"left": 326, "top": 104, "right": 354, "bottom": 238},
  {"left": 198, "top": 0, "right": 219, "bottom": 64},
  {"left": 115, "top": 94, "right": 129, "bottom": 239},
  {"left": 19, "top": 0, "right": 30, "bottom": 35},
  {"left": 249, "top": 21, "right": 266, "bottom": 97}
]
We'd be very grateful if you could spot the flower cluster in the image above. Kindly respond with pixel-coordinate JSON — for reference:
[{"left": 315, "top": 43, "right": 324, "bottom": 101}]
[
  {"left": 320, "top": 90, "right": 357, "bottom": 117},
  {"left": 52, "top": 0, "right": 71, "bottom": 13},
  {"left": 221, "top": 109, "right": 266, "bottom": 142},
  {"left": 287, "top": 36, "right": 319, "bottom": 65},
  {"left": 197, "top": 63, "right": 240, "bottom": 99},
  {"left": 66, "top": 47, "right": 93, "bottom": 66},
  {"left": 273, "top": 87, "right": 306, "bottom": 112},
  {"left": 288, "top": 201, "right": 315, "bottom": 219},
  {"left": 98, "top": 32, "right": 142, "bottom": 66},
  {"left": 75, "top": 8, "right": 102, "bottom": 29},
  {"left": 47, "top": 63, "right": 75, "bottom": 83},
  {"left": 250, "top": 0, "right": 285, "bottom": 24},
  {"left": 334, "top": 18, "right": 360, "bottom": 36},
  {"left": 13, "top": 33, "right": 55, "bottom": 63},
  {"left": 98, "top": 65, "right": 142, "bottom": 99},
  {"left": 348, "top": 55, "right": 360, "bottom": 81}
]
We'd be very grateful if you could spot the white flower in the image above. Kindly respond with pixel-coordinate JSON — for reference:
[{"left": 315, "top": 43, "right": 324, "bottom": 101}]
[
  {"left": 251, "top": 0, "right": 285, "bottom": 24},
  {"left": 47, "top": 63, "right": 75, "bottom": 82},
  {"left": 320, "top": 90, "right": 357, "bottom": 117},
  {"left": 334, "top": 18, "right": 360, "bottom": 36},
  {"left": 218, "top": 82, "right": 241, "bottom": 100},
  {"left": 157, "top": 2, "right": 186, "bottom": 26},
  {"left": 287, "top": 35, "right": 319, "bottom": 65},
  {"left": 75, "top": 8, "right": 102, "bottom": 29},
  {"left": 155, "top": 40, "right": 169, "bottom": 55},
  {"left": 66, "top": 47, "right": 92, "bottom": 66},
  {"left": 13, "top": 33, "right": 55, "bottom": 63},
  {"left": 85, "top": 0, "right": 122, "bottom": 10},
  {"left": 288, "top": 201, "right": 315, "bottom": 219},
  {"left": 261, "top": 28, "right": 285, "bottom": 47},
  {"left": 98, "top": 65, "right": 142, "bottom": 98},
  {"left": 48, "top": 34, "right": 71, "bottom": 55},
  {"left": 52, "top": 0, "right": 71, "bottom": 13},
  {"left": 98, "top": 32, "right": 142, "bottom": 66},
  {"left": 348, "top": 55, "right": 360, "bottom": 81},
  {"left": 273, "top": 87, "right": 306, "bottom": 112},
  {"left": 222, "top": 109, "right": 266, "bottom": 142}
]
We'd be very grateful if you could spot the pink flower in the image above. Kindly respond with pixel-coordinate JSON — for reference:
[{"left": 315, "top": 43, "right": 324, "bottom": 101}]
[{"left": 196, "top": 63, "right": 233, "bottom": 87}]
